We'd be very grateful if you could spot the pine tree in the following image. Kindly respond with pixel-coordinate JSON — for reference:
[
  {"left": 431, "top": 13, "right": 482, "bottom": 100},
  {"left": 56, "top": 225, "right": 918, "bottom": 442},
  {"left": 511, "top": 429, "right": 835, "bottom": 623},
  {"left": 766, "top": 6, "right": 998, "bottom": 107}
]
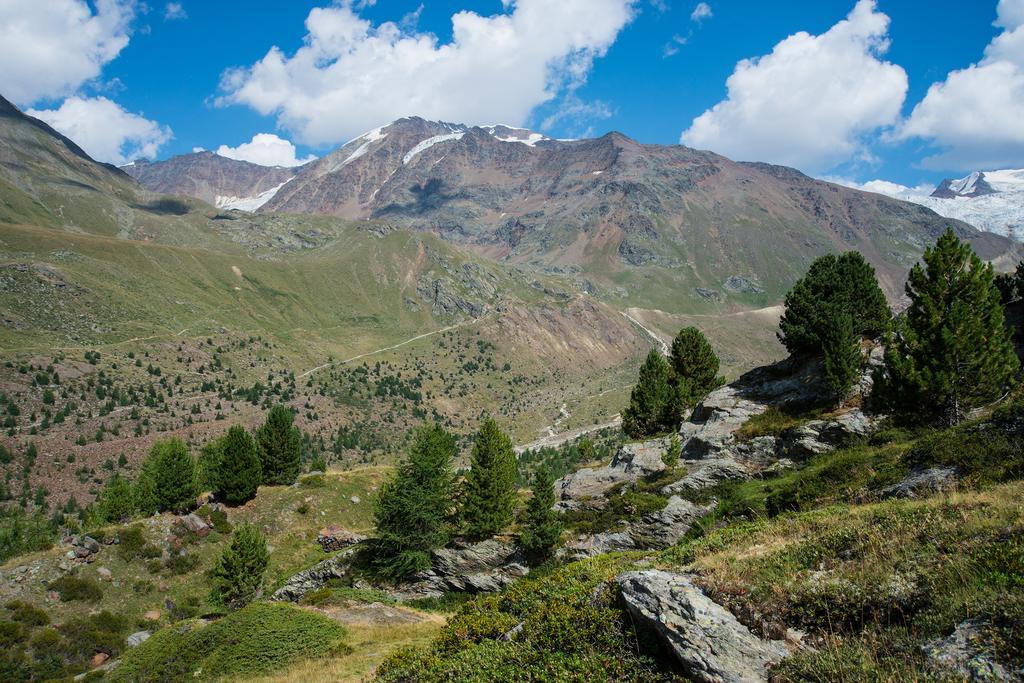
[
  {"left": 215, "top": 426, "right": 263, "bottom": 505},
  {"left": 669, "top": 327, "right": 722, "bottom": 400},
  {"left": 210, "top": 523, "right": 269, "bottom": 610},
  {"left": 135, "top": 438, "right": 197, "bottom": 514},
  {"left": 461, "top": 418, "right": 518, "bottom": 539},
  {"left": 255, "top": 405, "right": 301, "bottom": 485},
  {"left": 662, "top": 434, "right": 682, "bottom": 469},
  {"left": 622, "top": 350, "right": 674, "bottom": 439},
  {"left": 519, "top": 465, "right": 562, "bottom": 559},
  {"left": 196, "top": 436, "right": 225, "bottom": 493},
  {"left": 779, "top": 251, "right": 890, "bottom": 354},
  {"left": 94, "top": 476, "right": 135, "bottom": 524},
  {"left": 820, "top": 307, "right": 862, "bottom": 400},
  {"left": 879, "top": 229, "right": 1020, "bottom": 425},
  {"left": 373, "top": 423, "right": 457, "bottom": 578}
]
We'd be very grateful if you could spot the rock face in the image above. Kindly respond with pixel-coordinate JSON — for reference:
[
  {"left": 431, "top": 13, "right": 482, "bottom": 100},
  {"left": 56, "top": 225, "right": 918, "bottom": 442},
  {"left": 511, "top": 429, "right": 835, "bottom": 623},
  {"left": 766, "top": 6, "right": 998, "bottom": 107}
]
[
  {"left": 272, "top": 548, "right": 359, "bottom": 602},
  {"left": 394, "top": 538, "right": 529, "bottom": 599},
  {"left": 617, "top": 570, "right": 789, "bottom": 683},
  {"left": 922, "top": 620, "right": 1015, "bottom": 682}
]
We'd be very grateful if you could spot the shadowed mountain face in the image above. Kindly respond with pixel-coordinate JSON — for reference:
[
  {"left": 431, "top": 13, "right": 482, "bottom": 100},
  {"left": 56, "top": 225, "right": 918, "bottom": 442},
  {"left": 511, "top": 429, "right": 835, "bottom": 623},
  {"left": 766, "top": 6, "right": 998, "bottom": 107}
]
[
  {"left": 122, "top": 152, "right": 297, "bottom": 208},
  {"left": 124, "top": 116, "right": 1022, "bottom": 307}
]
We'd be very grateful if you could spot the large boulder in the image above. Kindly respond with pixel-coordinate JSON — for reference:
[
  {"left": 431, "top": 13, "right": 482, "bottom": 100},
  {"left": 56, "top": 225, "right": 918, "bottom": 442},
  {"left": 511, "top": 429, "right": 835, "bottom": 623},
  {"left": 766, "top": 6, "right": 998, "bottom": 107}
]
[
  {"left": 877, "top": 466, "right": 959, "bottom": 500},
  {"left": 617, "top": 570, "right": 789, "bottom": 683},
  {"left": 783, "top": 408, "right": 876, "bottom": 460},
  {"left": 317, "top": 526, "right": 367, "bottom": 552}
]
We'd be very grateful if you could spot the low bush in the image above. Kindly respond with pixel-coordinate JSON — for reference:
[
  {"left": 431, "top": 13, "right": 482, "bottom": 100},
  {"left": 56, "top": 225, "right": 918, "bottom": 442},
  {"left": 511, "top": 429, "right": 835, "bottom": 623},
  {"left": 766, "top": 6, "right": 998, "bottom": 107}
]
[
  {"left": 110, "top": 602, "right": 348, "bottom": 682},
  {"left": 48, "top": 575, "right": 103, "bottom": 602}
]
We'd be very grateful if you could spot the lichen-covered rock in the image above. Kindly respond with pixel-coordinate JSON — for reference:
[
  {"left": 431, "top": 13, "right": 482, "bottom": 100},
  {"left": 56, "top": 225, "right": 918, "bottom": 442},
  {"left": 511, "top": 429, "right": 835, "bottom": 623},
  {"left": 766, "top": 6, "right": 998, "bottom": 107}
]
[
  {"left": 616, "top": 570, "right": 789, "bottom": 683},
  {"left": 922, "top": 620, "right": 1015, "bottom": 682},
  {"left": 633, "top": 496, "right": 716, "bottom": 547},
  {"left": 391, "top": 538, "right": 529, "bottom": 599},
  {"left": 662, "top": 456, "right": 750, "bottom": 495}
]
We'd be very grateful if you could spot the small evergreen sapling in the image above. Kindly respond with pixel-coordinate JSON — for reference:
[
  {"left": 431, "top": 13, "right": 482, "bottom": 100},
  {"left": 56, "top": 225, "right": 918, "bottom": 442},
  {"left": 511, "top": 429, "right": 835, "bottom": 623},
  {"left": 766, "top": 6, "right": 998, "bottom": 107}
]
[{"left": 662, "top": 434, "right": 681, "bottom": 469}]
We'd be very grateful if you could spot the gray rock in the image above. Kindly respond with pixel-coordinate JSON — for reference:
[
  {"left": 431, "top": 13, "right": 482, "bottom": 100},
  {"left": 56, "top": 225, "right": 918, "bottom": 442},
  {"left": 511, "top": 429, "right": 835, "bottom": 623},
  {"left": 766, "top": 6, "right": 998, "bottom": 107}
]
[
  {"left": 617, "top": 570, "right": 789, "bottom": 683},
  {"left": 317, "top": 526, "right": 367, "bottom": 552},
  {"left": 922, "top": 620, "right": 1015, "bottom": 682},
  {"left": 662, "top": 456, "right": 750, "bottom": 495},
  {"left": 555, "top": 436, "right": 670, "bottom": 505},
  {"left": 560, "top": 531, "right": 639, "bottom": 561},
  {"left": 783, "top": 409, "right": 876, "bottom": 460},
  {"left": 393, "top": 538, "right": 529, "bottom": 599},
  {"left": 877, "top": 467, "right": 959, "bottom": 500},
  {"left": 81, "top": 536, "right": 100, "bottom": 553},
  {"left": 127, "top": 631, "right": 151, "bottom": 648},
  {"left": 273, "top": 548, "right": 358, "bottom": 602},
  {"left": 180, "top": 513, "right": 210, "bottom": 536},
  {"left": 633, "top": 496, "right": 716, "bottom": 547}
]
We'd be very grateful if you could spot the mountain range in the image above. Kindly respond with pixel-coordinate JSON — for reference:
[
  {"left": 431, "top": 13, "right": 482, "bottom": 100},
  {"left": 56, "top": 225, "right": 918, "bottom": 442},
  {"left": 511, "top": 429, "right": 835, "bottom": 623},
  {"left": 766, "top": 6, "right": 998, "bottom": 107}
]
[{"left": 120, "top": 116, "right": 1020, "bottom": 308}]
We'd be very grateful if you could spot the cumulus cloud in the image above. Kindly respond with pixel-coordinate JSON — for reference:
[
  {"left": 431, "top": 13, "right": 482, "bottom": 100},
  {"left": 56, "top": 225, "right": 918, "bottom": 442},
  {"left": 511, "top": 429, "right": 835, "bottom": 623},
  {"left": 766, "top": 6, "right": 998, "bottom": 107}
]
[
  {"left": 217, "top": 0, "right": 637, "bottom": 146},
  {"left": 0, "top": 0, "right": 135, "bottom": 106},
  {"left": 215, "top": 133, "right": 317, "bottom": 167},
  {"left": 27, "top": 96, "right": 172, "bottom": 165},
  {"left": 824, "top": 176, "right": 934, "bottom": 199},
  {"left": 897, "top": 0, "right": 1024, "bottom": 170},
  {"left": 680, "top": 0, "right": 907, "bottom": 173},
  {"left": 164, "top": 2, "right": 187, "bottom": 20},
  {"left": 690, "top": 2, "right": 712, "bottom": 22}
]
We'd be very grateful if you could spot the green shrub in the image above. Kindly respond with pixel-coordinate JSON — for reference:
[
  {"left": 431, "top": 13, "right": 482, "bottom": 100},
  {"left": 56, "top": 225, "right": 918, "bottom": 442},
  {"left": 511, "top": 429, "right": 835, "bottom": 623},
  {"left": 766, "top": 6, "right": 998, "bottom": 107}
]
[
  {"left": 4, "top": 600, "right": 49, "bottom": 627},
  {"left": 58, "top": 610, "right": 131, "bottom": 661},
  {"left": 48, "top": 575, "right": 103, "bottom": 602},
  {"left": 110, "top": 602, "right": 347, "bottom": 682},
  {"left": 0, "top": 508, "right": 56, "bottom": 563}
]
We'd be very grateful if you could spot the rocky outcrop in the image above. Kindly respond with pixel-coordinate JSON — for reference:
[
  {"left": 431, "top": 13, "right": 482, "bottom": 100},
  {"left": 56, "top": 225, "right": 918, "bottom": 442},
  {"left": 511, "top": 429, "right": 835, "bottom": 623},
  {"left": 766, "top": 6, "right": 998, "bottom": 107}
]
[
  {"left": 272, "top": 548, "right": 359, "bottom": 602},
  {"left": 393, "top": 538, "right": 528, "bottom": 599},
  {"left": 782, "top": 408, "right": 876, "bottom": 460},
  {"left": 317, "top": 526, "right": 367, "bottom": 552},
  {"left": 616, "top": 570, "right": 789, "bottom": 683},
  {"left": 922, "top": 620, "right": 1016, "bottom": 682},
  {"left": 877, "top": 466, "right": 959, "bottom": 500},
  {"left": 561, "top": 496, "right": 716, "bottom": 561},
  {"left": 555, "top": 436, "right": 671, "bottom": 508}
]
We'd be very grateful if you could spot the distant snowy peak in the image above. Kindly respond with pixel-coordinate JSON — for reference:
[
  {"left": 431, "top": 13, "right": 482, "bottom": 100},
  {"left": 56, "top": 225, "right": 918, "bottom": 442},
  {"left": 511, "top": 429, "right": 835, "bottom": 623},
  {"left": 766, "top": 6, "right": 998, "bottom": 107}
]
[
  {"left": 849, "top": 169, "right": 1024, "bottom": 241},
  {"left": 931, "top": 171, "right": 998, "bottom": 198}
]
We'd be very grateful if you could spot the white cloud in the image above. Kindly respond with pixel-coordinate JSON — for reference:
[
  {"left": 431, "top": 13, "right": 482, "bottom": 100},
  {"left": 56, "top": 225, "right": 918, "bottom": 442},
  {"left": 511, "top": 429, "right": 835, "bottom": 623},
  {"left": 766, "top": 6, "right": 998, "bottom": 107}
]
[
  {"left": 27, "top": 96, "right": 172, "bottom": 165},
  {"left": 0, "top": 0, "right": 135, "bottom": 106},
  {"left": 218, "top": 0, "right": 637, "bottom": 146},
  {"left": 824, "top": 176, "right": 933, "bottom": 199},
  {"left": 897, "top": 0, "right": 1024, "bottom": 170},
  {"left": 680, "top": 0, "right": 907, "bottom": 173},
  {"left": 215, "top": 133, "right": 316, "bottom": 167},
  {"left": 690, "top": 2, "right": 711, "bottom": 22},
  {"left": 192, "top": 146, "right": 206, "bottom": 153},
  {"left": 164, "top": 2, "right": 187, "bottom": 20}
]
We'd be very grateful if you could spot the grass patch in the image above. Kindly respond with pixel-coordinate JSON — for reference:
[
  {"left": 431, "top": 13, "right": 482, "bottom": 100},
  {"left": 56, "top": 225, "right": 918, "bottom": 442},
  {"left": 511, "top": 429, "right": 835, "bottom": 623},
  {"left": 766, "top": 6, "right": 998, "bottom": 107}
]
[
  {"left": 110, "top": 602, "right": 348, "bottom": 682},
  {"left": 48, "top": 574, "right": 103, "bottom": 602},
  {"left": 736, "top": 405, "right": 824, "bottom": 441}
]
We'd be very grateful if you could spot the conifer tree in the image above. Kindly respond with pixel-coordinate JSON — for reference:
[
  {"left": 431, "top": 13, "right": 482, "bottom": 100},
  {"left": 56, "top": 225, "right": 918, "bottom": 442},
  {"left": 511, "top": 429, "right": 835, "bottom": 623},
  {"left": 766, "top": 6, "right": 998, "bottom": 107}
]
[
  {"left": 255, "top": 405, "right": 301, "bottom": 485},
  {"left": 622, "top": 350, "right": 674, "bottom": 439},
  {"left": 461, "top": 418, "right": 518, "bottom": 539},
  {"left": 215, "top": 426, "right": 263, "bottom": 505},
  {"left": 669, "top": 327, "right": 722, "bottom": 401},
  {"left": 210, "top": 523, "right": 269, "bottom": 610},
  {"left": 196, "top": 436, "right": 225, "bottom": 493},
  {"left": 135, "top": 438, "right": 197, "bottom": 514},
  {"left": 94, "top": 476, "right": 135, "bottom": 524},
  {"left": 779, "top": 251, "right": 889, "bottom": 353},
  {"left": 879, "top": 229, "right": 1020, "bottom": 425},
  {"left": 519, "top": 465, "right": 562, "bottom": 559},
  {"left": 820, "top": 307, "right": 862, "bottom": 399},
  {"left": 373, "top": 423, "right": 457, "bottom": 578},
  {"left": 662, "top": 434, "right": 682, "bottom": 469}
]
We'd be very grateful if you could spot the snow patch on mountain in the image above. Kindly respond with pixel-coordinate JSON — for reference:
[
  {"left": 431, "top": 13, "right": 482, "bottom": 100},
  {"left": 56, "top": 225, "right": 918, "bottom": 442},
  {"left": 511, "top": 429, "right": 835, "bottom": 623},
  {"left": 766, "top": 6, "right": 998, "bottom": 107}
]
[
  {"left": 481, "top": 124, "right": 549, "bottom": 147},
  {"left": 331, "top": 126, "right": 388, "bottom": 171},
  {"left": 402, "top": 132, "right": 465, "bottom": 164},
  {"left": 216, "top": 177, "right": 294, "bottom": 212},
  {"left": 831, "top": 170, "right": 1024, "bottom": 242}
]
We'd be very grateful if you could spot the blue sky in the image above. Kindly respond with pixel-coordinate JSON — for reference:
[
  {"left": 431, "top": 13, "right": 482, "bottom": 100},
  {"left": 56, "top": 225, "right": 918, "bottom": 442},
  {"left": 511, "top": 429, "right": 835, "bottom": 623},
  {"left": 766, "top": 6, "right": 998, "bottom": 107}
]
[{"left": 2, "top": 0, "right": 1022, "bottom": 190}]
